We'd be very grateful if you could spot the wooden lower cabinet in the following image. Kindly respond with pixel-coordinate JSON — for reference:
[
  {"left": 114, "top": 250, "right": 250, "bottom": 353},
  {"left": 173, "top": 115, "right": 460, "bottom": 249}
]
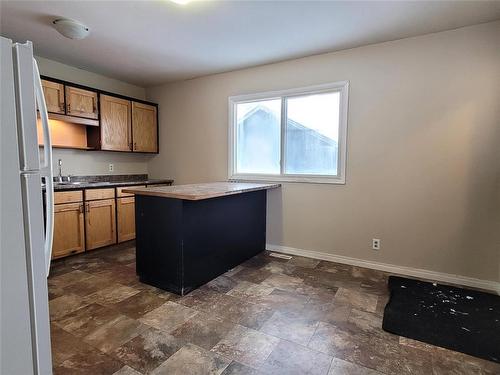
[
  {"left": 117, "top": 196, "right": 136, "bottom": 242},
  {"left": 51, "top": 185, "right": 169, "bottom": 258},
  {"left": 85, "top": 199, "right": 116, "bottom": 250},
  {"left": 52, "top": 202, "right": 85, "bottom": 259}
]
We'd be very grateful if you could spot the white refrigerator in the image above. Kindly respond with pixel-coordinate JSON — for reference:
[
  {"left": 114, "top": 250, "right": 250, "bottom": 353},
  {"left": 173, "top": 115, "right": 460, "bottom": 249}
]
[{"left": 1, "top": 36, "right": 54, "bottom": 374}]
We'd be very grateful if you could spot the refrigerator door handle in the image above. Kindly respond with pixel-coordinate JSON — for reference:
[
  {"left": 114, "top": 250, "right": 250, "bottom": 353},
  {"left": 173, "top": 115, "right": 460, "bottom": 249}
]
[{"left": 33, "top": 58, "right": 54, "bottom": 277}]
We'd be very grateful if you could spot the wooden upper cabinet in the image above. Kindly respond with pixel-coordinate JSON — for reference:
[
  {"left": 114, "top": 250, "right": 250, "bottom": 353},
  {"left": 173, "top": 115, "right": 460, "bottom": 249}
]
[
  {"left": 132, "top": 102, "right": 158, "bottom": 153},
  {"left": 38, "top": 76, "right": 159, "bottom": 153},
  {"left": 41, "top": 80, "right": 65, "bottom": 114},
  {"left": 65, "top": 86, "right": 98, "bottom": 119},
  {"left": 100, "top": 94, "right": 132, "bottom": 151}
]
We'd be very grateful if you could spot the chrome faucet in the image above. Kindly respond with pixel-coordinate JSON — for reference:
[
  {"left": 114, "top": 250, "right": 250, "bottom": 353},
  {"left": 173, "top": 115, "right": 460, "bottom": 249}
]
[{"left": 57, "top": 159, "right": 63, "bottom": 182}]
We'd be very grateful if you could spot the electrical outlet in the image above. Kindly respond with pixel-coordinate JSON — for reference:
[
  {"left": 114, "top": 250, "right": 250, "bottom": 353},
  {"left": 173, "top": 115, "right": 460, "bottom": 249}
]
[
  {"left": 372, "top": 238, "right": 381, "bottom": 250},
  {"left": 109, "top": 163, "right": 114, "bottom": 172}
]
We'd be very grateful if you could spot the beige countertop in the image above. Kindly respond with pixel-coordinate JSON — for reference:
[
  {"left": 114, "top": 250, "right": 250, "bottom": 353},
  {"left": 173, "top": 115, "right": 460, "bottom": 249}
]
[{"left": 123, "top": 182, "right": 281, "bottom": 201}]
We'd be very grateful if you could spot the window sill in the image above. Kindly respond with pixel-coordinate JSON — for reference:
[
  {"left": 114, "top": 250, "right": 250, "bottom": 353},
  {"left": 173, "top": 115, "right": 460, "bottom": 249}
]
[{"left": 229, "top": 174, "right": 345, "bottom": 185}]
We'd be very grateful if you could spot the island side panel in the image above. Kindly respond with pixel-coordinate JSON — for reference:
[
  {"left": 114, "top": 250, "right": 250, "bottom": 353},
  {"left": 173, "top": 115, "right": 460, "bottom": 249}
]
[
  {"left": 135, "top": 195, "right": 184, "bottom": 294},
  {"left": 181, "top": 190, "right": 267, "bottom": 294}
]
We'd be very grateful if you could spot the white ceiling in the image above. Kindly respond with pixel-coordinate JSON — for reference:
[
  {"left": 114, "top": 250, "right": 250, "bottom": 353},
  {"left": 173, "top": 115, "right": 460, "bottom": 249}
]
[{"left": 1, "top": 1, "right": 499, "bottom": 87}]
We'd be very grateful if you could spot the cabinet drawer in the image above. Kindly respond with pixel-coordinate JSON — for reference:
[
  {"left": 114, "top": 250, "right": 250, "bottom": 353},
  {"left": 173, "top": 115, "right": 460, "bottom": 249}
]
[
  {"left": 117, "top": 185, "right": 145, "bottom": 197},
  {"left": 85, "top": 188, "right": 115, "bottom": 201},
  {"left": 54, "top": 190, "right": 83, "bottom": 204}
]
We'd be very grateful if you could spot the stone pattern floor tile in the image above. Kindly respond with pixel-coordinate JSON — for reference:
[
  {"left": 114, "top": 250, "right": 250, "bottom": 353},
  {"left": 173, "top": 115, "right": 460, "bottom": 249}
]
[
  {"left": 328, "top": 358, "right": 383, "bottom": 374},
  {"left": 138, "top": 301, "right": 199, "bottom": 332},
  {"left": 49, "top": 293, "right": 90, "bottom": 320},
  {"left": 54, "top": 303, "right": 122, "bottom": 338},
  {"left": 151, "top": 343, "right": 230, "bottom": 375},
  {"left": 83, "top": 315, "right": 148, "bottom": 353},
  {"left": 50, "top": 324, "right": 95, "bottom": 366},
  {"left": 84, "top": 284, "right": 140, "bottom": 306},
  {"left": 200, "top": 294, "right": 275, "bottom": 330},
  {"left": 49, "top": 242, "right": 499, "bottom": 375},
  {"left": 113, "top": 365, "right": 143, "bottom": 375},
  {"left": 260, "top": 339, "right": 332, "bottom": 375},
  {"left": 113, "top": 290, "right": 168, "bottom": 319},
  {"left": 259, "top": 310, "right": 318, "bottom": 345},
  {"left": 221, "top": 361, "right": 264, "bottom": 375},
  {"left": 112, "top": 327, "right": 184, "bottom": 374},
  {"left": 53, "top": 346, "right": 124, "bottom": 375},
  {"left": 170, "top": 312, "right": 236, "bottom": 350},
  {"left": 211, "top": 325, "right": 280, "bottom": 368}
]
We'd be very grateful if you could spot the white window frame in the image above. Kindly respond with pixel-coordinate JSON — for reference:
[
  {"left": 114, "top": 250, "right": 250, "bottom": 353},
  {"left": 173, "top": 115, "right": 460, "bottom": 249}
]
[{"left": 228, "top": 81, "right": 349, "bottom": 184}]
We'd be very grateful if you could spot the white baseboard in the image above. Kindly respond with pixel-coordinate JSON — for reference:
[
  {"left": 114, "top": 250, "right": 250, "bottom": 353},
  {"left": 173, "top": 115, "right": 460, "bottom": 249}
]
[{"left": 265, "top": 244, "right": 500, "bottom": 295}]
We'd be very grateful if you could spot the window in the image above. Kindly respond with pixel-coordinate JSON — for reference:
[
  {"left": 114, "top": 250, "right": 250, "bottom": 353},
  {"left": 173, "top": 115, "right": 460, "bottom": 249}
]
[{"left": 229, "top": 81, "right": 349, "bottom": 184}]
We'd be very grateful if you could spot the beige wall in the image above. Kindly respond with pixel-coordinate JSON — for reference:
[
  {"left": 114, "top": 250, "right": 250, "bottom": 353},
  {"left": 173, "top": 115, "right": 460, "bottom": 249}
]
[
  {"left": 147, "top": 21, "right": 500, "bottom": 282},
  {"left": 36, "top": 57, "right": 152, "bottom": 176}
]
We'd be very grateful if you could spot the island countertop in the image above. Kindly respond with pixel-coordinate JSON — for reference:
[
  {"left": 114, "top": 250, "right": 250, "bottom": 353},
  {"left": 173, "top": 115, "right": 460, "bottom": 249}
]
[{"left": 123, "top": 182, "right": 281, "bottom": 201}]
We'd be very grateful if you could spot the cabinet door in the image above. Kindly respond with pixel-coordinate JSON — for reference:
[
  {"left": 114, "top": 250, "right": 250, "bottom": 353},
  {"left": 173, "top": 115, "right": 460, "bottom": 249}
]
[
  {"left": 41, "top": 80, "right": 65, "bottom": 114},
  {"left": 100, "top": 94, "right": 132, "bottom": 151},
  {"left": 52, "top": 203, "right": 85, "bottom": 259},
  {"left": 117, "top": 197, "right": 136, "bottom": 243},
  {"left": 132, "top": 102, "right": 158, "bottom": 153},
  {"left": 85, "top": 199, "right": 116, "bottom": 250},
  {"left": 65, "top": 86, "right": 98, "bottom": 119}
]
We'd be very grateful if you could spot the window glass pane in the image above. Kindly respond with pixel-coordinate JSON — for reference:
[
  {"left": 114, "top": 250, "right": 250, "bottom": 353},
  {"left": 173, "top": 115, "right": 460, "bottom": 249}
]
[
  {"left": 285, "top": 92, "right": 340, "bottom": 175},
  {"left": 236, "top": 99, "right": 281, "bottom": 174}
]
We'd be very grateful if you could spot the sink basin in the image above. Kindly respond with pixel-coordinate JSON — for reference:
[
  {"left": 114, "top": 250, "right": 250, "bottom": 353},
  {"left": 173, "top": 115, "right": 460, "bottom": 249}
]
[{"left": 54, "top": 181, "right": 83, "bottom": 186}]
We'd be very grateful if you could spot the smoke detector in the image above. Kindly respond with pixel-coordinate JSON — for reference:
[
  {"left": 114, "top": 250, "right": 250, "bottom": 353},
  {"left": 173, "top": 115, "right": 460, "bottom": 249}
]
[{"left": 52, "top": 18, "right": 90, "bottom": 40}]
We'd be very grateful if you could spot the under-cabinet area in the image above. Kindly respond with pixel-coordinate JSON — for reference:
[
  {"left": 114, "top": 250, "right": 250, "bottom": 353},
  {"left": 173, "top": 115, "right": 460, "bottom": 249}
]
[
  {"left": 49, "top": 180, "right": 172, "bottom": 259},
  {"left": 38, "top": 77, "right": 158, "bottom": 153}
]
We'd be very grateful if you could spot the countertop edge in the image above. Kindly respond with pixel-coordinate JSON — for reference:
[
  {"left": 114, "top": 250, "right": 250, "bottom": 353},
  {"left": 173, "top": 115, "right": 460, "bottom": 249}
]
[
  {"left": 123, "top": 183, "right": 281, "bottom": 200},
  {"left": 45, "top": 179, "right": 174, "bottom": 192}
]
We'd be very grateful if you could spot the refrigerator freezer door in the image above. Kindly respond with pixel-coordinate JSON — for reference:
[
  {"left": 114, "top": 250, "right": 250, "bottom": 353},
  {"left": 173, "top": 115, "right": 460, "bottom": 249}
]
[
  {"left": 0, "top": 35, "right": 36, "bottom": 375},
  {"left": 13, "top": 41, "right": 40, "bottom": 172}
]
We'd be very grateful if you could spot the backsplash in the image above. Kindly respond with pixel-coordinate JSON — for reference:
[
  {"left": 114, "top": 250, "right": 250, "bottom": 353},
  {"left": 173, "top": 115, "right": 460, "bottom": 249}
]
[
  {"left": 40, "top": 148, "right": 153, "bottom": 176},
  {"left": 58, "top": 174, "right": 149, "bottom": 183}
]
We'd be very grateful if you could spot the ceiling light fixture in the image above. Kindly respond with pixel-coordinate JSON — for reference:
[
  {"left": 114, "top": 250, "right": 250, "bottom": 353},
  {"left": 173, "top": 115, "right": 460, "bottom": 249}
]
[
  {"left": 52, "top": 18, "right": 90, "bottom": 40},
  {"left": 169, "top": 0, "right": 191, "bottom": 5}
]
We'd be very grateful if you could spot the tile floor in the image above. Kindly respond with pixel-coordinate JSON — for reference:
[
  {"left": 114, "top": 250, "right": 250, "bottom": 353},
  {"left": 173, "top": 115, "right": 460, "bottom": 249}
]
[{"left": 48, "top": 242, "right": 499, "bottom": 375}]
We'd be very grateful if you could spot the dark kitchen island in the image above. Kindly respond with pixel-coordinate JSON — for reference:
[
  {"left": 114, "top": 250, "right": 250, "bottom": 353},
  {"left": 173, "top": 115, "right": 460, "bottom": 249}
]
[{"left": 123, "top": 182, "right": 280, "bottom": 295}]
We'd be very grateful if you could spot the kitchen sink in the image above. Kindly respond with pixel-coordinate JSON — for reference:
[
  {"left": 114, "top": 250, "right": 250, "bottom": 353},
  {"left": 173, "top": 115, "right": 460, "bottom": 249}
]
[{"left": 54, "top": 181, "right": 83, "bottom": 186}]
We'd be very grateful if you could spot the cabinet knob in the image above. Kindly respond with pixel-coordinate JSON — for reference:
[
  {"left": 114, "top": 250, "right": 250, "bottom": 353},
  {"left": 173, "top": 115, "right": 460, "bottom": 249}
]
[
  {"left": 79, "top": 204, "right": 84, "bottom": 213},
  {"left": 67, "top": 103, "right": 71, "bottom": 112}
]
